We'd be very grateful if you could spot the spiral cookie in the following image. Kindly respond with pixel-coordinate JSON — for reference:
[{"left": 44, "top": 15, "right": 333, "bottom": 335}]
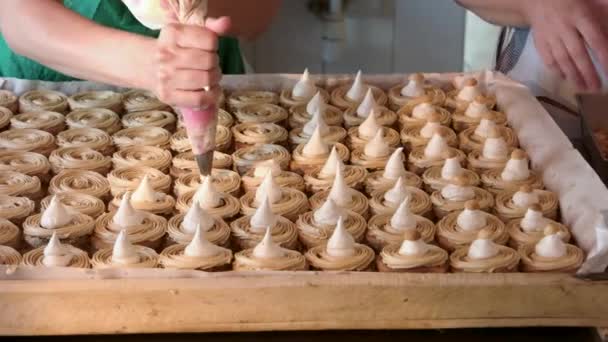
[
  {"left": 19, "top": 90, "right": 69, "bottom": 114},
  {"left": 289, "top": 103, "right": 344, "bottom": 128},
  {"left": 92, "top": 213, "right": 167, "bottom": 252},
  {"left": 21, "top": 243, "right": 91, "bottom": 268},
  {"left": 108, "top": 166, "right": 172, "bottom": 196},
  {"left": 170, "top": 126, "right": 232, "bottom": 153},
  {"left": 68, "top": 90, "right": 123, "bottom": 113},
  {"left": 232, "top": 122, "right": 289, "bottom": 149},
  {"left": 175, "top": 191, "right": 241, "bottom": 222},
  {"left": 40, "top": 192, "right": 106, "bottom": 219},
  {"left": 233, "top": 103, "right": 289, "bottom": 125},
  {"left": 122, "top": 110, "right": 176, "bottom": 131},
  {"left": 174, "top": 170, "right": 241, "bottom": 198},
  {"left": 0, "top": 90, "right": 18, "bottom": 113},
  {"left": 227, "top": 90, "right": 279, "bottom": 111},
  {"left": 288, "top": 125, "right": 348, "bottom": 148},
  {"left": 436, "top": 211, "right": 508, "bottom": 252},
  {"left": 57, "top": 128, "right": 114, "bottom": 156},
  {"left": 0, "top": 245, "right": 21, "bottom": 265},
  {"left": 113, "top": 126, "right": 171, "bottom": 150},
  {"left": 66, "top": 108, "right": 122, "bottom": 134},
  {"left": 10, "top": 111, "right": 65, "bottom": 135},
  {"left": 0, "top": 218, "right": 21, "bottom": 249},
  {"left": 23, "top": 212, "right": 95, "bottom": 249},
  {"left": 0, "top": 128, "right": 56, "bottom": 156},
  {"left": 0, "top": 171, "right": 42, "bottom": 200},
  {"left": 49, "top": 169, "right": 111, "bottom": 200},
  {"left": 112, "top": 146, "right": 172, "bottom": 174},
  {"left": 122, "top": 89, "right": 171, "bottom": 113},
  {"left": 0, "top": 151, "right": 51, "bottom": 183},
  {"left": 49, "top": 146, "right": 112, "bottom": 175},
  {"left": 232, "top": 144, "right": 291, "bottom": 175},
  {"left": 166, "top": 213, "right": 231, "bottom": 247},
  {"left": 0, "top": 195, "right": 35, "bottom": 226},
  {"left": 0, "top": 106, "right": 13, "bottom": 131},
  {"left": 217, "top": 108, "right": 235, "bottom": 128}
]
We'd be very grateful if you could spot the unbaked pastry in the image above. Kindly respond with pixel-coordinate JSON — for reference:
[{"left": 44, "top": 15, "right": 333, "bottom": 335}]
[
  {"left": 308, "top": 165, "right": 370, "bottom": 219},
  {"left": 0, "top": 245, "right": 21, "bottom": 265},
  {"left": 397, "top": 100, "right": 451, "bottom": 131},
  {"left": 481, "top": 149, "right": 543, "bottom": 194},
  {"left": 233, "top": 122, "right": 289, "bottom": 149},
  {"left": 494, "top": 185, "right": 558, "bottom": 222},
  {"left": 0, "top": 218, "right": 20, "bottom": 249},
  {"left": 430, "top": 175, "right": 494, "bottom": 219},
  {"left": 68, "top": 90, "right": 123, "bottom": 114},
  {"left": 407, "top": 131, "right": 466, "bottom": 175},
  {"left": 279, "top": 69, "right": 330, "bottom": 108},
  {"left": 519, "top": 224, "right": 583, "bottom": 273},
  {"left": 112, "top": 145, "right": 172, "bottom": 174},
  {"left": 0, "top": 128, "right": 56, "bottom": 156},
  {"left": 330, "top": 70, "right": 388, "bottom": 110},
  {"left": 0, "top": 90, "right": 18, "bottom": 113},
  {"left": 342, "top": 94, "right": 397, "bottom": 128},
  {"left": 49, "top": 169, "right": 111, "bottom": 200},
  {"left": 449, "top": 229, "right": 519, "bottom": 273},
  {"left": 232, "top": 143, "right": 291, "bottom": 175},
  {"left": 350, "top": 129, "right": 395, "bottom": 171},
  {"left": 227, "top": 90, "right": 279, "bottom": 111},
  {"left": 241, "top": 159, "right": 305, "bottom": 194},
  {"left": 233, "top": 227, "right": 308, "bottom": 271},
  {"left": 446, "top": 78, "right": 496, "bottom": 112},
  {"left": 458, "top": 115, "right": 518, "bottom": 153},
  {"left": 233, "top": 103, "right": 288, "bottom": 125},
  {"left": 122, "top": 89, "right": 171, "bottom": 113},
  {"left": 388, "top": 73, "right": 446, "bottom": 111},
  {"left": 0, "top": 106, "right": 13, "bottom": 131},
  {"left": 170, "top": 126, "right": 233, "bottom": 153},
  {"left": 346, "top": 108, "right": 400, "bottom": 150},
  {"left": 56, "top": 128, "right": 114, "bottom": 156},
  {"left": 91, "top": 229, "right": 159, "bottom": 269},
  {"left": 11, "top": 111, "right": 66, "bottom": 135},
  {"left": 288, "top": 108, "right": 347, "bottom": 147},
  {"left": 421, "top": 150, "right": 480, "bottom": 192},
  {"left": 173, "top": 168, "right": 241, "bottom": 198},
  {"left": 0, "top": 195, "right": 35, "bottom": 227},
  {"left": 303, "top": 148, "right": 368, "bottom": 193},
  {"left": 170, "top": 151, "right": 233, "bottom": 177},
  {"left": 160, "top": 225, "right": 232, "bottom": 271},
  {"left": 19, "top": 90, "right": 69, "bottom": 114},
  {"left": 40, "top": 192, "right": 106, "bottom": 219},
  {"left": 399, "top": 112, "right": 458, "bottom": 150},
  {"left": 66, "top": 108, "right": 122, "bottom": 134},
  {"left": 452, "top": 96, "right": 507, "bottom": 132},
  {"left": 466, "top": 126, "right": 512, "bottom": 173},
  {"left": 113, "top": 126, "right": 171, "bottom": 150},
  {"left": 369, "top": 176, "right": 432, "bottom": 218},
  {"left": 290, "top": 126, "right": 350, "bottom": 175},
  {"left": 21, "top": 232, "right": 90, "bottom": 268},
  {"left": 288, "top": 91, "right": 344, "bottom": 128},
  {"left": 0, "top": 151, "right": 51, "bottom": 183},
  {"left": 109, "top": 175, "right": 176, "bottom": 217},
  {"left": 166, "top": 201, "right": 231, "bottom": 247},
  {"left": 0, "top": 170, "right": 43, "bottom": 201},
  {"left": 107, "top": 166, "right": 172, "bottom": 197},
  {"left": 49, "top": 146, "right": 112, "bottom": 175},
  {"left": 175, "top": 176, "right": 241, "bottom": 221},
  {"left": 364, "top": 147, "right": 423, "bottom": 195},
  {"left": 122, "top": 110, "right": 176, "bottom": 131},
  {"left": 506, "top": 204, "right": 570, "bottom": 249},
  {"left": 377, "top": 230, "right": 448, "bottom": 273}
]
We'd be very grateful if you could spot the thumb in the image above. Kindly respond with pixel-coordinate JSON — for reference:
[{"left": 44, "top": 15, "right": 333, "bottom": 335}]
[{"left": 205, "top": 16, "right": 232, "bottom": 36}]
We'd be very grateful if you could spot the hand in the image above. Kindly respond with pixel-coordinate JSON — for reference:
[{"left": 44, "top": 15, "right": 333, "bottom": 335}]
[
  {"left": 152, "top": 17, "right": 231, "bottom": 108},
  {"left": 526, "top": 0, "right": 608, "bottom": 91}
]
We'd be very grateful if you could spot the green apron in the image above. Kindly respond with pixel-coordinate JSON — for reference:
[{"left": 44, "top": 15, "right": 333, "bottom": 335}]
[{"left": 0, "top": 0, "right": 244, "bottom": 82}]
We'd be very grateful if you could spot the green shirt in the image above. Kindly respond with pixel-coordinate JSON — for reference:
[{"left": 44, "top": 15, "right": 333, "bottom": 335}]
[{"left": 0, "top": 0, "right": 244, "bottom": 81}]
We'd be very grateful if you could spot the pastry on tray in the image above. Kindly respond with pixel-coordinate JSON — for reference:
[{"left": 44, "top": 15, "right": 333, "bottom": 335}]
[
  {"left": 481, "top": 149, "right": 543, "bottom": 194},
  {"left": 23, "top": 196, "right": 95, "bottom": 249},
  {"left": 436, "top": 200, "right": 507, "bottom": 252},
  {"left": 0, "top": 151, "right": 51, "bottom": 183},
  {"left": 288, "top": 108, "right": 347, "bottom": 147},
  {"left": 230, "top": 195, "right": 299, "bottom": 250},
  {"left": 494, "top": 185, "right": 558, "bottom": 221},
  {"left": 296, "top": 197, "right": 367, "bottom": 249},
  {"left": 175, "top": 176, "right": 241, "bottom": 221},
  {"left": 49, "top": 146, "right": 112, "bottom": 175},
  {"left": 108, "top": 166, "right": 171, "bottom": 197},
  {"left": 280, "top": 69, "right": 330, "bottom": 108},
  {"left": 397, "top": 100, "right": 451, "bottom": 130},
  {"left": 232, "top": 143, "right": 291, "bottom": 175},
  {"left": 288, "top": 91, "right": 343, "bottom": 128},
  {"left": 290, "top": 126, "right": 350, "bottom": 175},
  {"left": 367, "top": 198, "right": 436, "bottom": 251},
  {"left": 369, "top": 176, "right": 432, "bottom": 217},
  {"left": 304, "top": 148, "right": 367, "bottom": 193},
  {"left": 519, "top": 224, "right": 583, "bottom": 273},
  {"left": 239, "top": 171, "right": 309, "bottom": 222},
  {"left": 160, "top": 225, "right": 232, "bottom": 271},
  {"left": 233, "top": 227, "right": 308, "bottom": 271},
  {"left": 350, "top": 130, "right": 395, "bottom": 171},
  {"left": 66, "top": 108, "right": 122, "bottom": 135},
  {"left": 330, "top": 70, "right": 388, "bottom": 111},
  {"left": 0, "top": 245, "right": 21, "bottom": 265},
  {"left": 466, "top": 126, "right": 513, "bottom": 173},
  {"left": 19, "top": 90, "right": 69, "bottom": 114},
  {"left": 0, "top": 195, "right": 35, "bottom": 227},
  {"left": 343, "top": 92, "right": 397, "bottom": 128},
  {"left": 446, "top": 78, "right": 496, "bottom": 112},
  {"left": 0, "top": 170, "right": 43, "bottom": 201},
  {"left": 170, "top": 126, "right": 233, "bottom": 154},
  {"left": 377, "top": 230, "right": 448, "bottom": 273},
  {"left": 304, "top": 216, "right": 375, "bottom": 271},
  {"left": 364, "top": 147, "right": 422, "bottom": 195},
  {"left": 170, "top": 151, "right": 233, "bottom": 177},
  {"left": 166, "top": 200, "right": 231, "bottom": 247},
  {"left": 68, "top": 90, "right": 123, "bottom": 114},
  {"left": 113, "top": 126, "right": 171, "bottom": 150},
  {"left": 92, "top": 229, "right": 159, "bottom": 269},
  {"left": 122, "top": 89, "right": 171, "bottom": 113},
  {"left": 452, "top": 96, "right": 507, "bottom": 132},
  {"left": 227, "top": 90, "right": 279, "bottom": 111},
  {"left": 346, "top": 109, "right": 400, "bottom": 150},
  {"left": 21, "top": 232, "right": 90, "bottom": 268},
  {"left": 11, "top": 111, "right": 66, "bottom": 135},
  {"left": 48, "top": 169, "right": 111, "bottom": 200},
  {"left": 233, "top": 122, "right": 289, "bottom": 149},
  {"left": 241, "top": 159, "right": 305, "bottom": 194},
  {"left": 174, "top": 168, "right": 241, "bottom": 198},
  {"left": 0, "top": 89, "right": 18, "bottom": 113},
  {"left": 93, "top": 193, "right": 167, "bottom": 251},
  {"left": 430, "top": 175, "right": 494, "bottom": 219},
  {"left": 112, "top": 145, "right": 172, "bottom": 174},
  {"left": 0, "top": 128, "right": 56, "bottom": 156},
  {"left": 458, "top": 115, "right": 517, "bottom": 153},
  {"left": 449, "top": 229, "right": 520, "bottom": 273},
  {"left": 56, "top": 128, "right": 114, "bottom": 156},
  {"left": 388, "top": 73, "right": 446, "bottom": 111},
  {"left": 507, "top": 204, "right": 570, "bottom": 249},
  {"left": 422, "top": 150, "right": 480, "bottom": 192},
  {"left": 407, "top": 131, "right": 466, "bottom": 175},
  {"left": 233, "top": 103, "right": 288, "bottom": 126},
  {"left": 109, "top": 175, "right": 176, "bottom": 217},
  {"left": 40, "top": 192, "right": 106, "bottom": 219},
  {"left": 309, "top": 166, "right": 370, "bottom": 219},
  {"left": 0, "top": 106, "right": 12, "bottom": 131},
  {"left": 400, "top": 112, "right": 458, "bottom": 151},
  {"left": 0, "top": 218, "right": 20, "bottom": 249}
]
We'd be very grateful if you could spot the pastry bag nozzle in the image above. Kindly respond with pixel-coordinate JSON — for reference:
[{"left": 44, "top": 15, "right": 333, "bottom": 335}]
[{"left": 179, "top": 106, "right": 217, "bottom": 176}]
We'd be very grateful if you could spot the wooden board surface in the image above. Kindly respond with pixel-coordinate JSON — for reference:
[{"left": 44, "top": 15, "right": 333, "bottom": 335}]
[{"left": 1, "top": 272, "right": 607, "bottom": 335}]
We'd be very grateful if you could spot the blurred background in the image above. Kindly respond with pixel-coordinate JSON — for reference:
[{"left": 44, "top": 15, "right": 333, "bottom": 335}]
[{"left": 240, "top": 0, "right": 500, "bottom": 74}]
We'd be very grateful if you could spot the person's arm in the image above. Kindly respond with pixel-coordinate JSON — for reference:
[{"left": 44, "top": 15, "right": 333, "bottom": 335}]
[
  {"left": 456, "top": 0, "right": 608, "bottom": 91},
  {"left": 0, "top": 0, "right": 228, "bottom": 108},
  {"left": 207, "top": 0, "right": 281, "bottom": 40}
]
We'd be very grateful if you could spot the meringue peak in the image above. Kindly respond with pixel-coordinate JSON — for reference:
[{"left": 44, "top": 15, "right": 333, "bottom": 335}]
[
  {"left": 112, "top": 192, "right": 146, "bottom": 229},
  {"left": 313, "top": 198, "right": 345, "bottom": 226},
  {"left": 292, "top": 68, "right": 317, "bottom": 99},
  {"left": 250, "top": 195, "right": 278, "bottom": 233},
  {"left": 182, "top": 200, "right": 215, "bottom": 234},
  {"left": 184, "top": 224, "right": 226, "bottom": 258},
  {"left": 255, "top": 170, "right": 282, "bottom": 205},
  {"left": 131, "top": 175, "right": 158, "bottom": 204},
  {"left": 401, "top": 73, "right": 426, "bottom": 97},
  {"left": 40, "top": 195, "right": 73, "bottom": 229},
  {"left": 319, "top": 147, "right": 344, "bottom": 178},
  {"left": 303, "top": 107, "right": 330, "bottom": 136},
  {"left": 390, "top": 198, "right": 417, "bottom": 231},
  {"left": 42, "top": 232, "right": 73, "bottom": 267},
  {"left": 111, "top": 229, "right": 141, "bottom": 265},
  {"left": 302, "top": 125, "right": 329, "bottom": 157},
  {"left": 356, "top": 88, "right": 377, "bottom": 118},
  {"left": 253, "top": 159, "right": 282, "bottom": 178},
  {"left": 424, "top": 132, "right": 449, "bottom": 160},
  {"left": 328, "top": 166, "right": 354, "bottom": 207},
  {"left": 346, "top": 70, "right": 368, "bottom": 102},
  {"left": 306, "top": 91, "right": 326, "bottom": 116},
  {"left": 363, "top": 129, "right": 390, "bottom": 158},
  {"left": 194, "top": 176, "right": 222, "bottom": 209},
  {"left": 358, "top": 108, "right": 382, "bottom": 139},
  {"left": 383, "top": 147, "right": 407, "bottom": 179},
  {"left": 326, "top": 216, "right": 356, "bottom": 257},
  {"left": 252, "top": 227, "right": 287, "bottom": 259},
  {"left": 384, "top": 176, "right": 410, "bottom": 207}
]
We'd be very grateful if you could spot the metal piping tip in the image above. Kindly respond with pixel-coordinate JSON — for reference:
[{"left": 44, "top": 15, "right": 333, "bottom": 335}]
[{"left": 194, "top": 151, "right": 214, "bottom": 176}]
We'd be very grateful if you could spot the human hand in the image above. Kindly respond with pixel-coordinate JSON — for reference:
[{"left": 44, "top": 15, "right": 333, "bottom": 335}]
[
  {"left": 152, "top": 16, "right": 231, "bottom": 108},
  {"left": 526, "top": 0, "right": 608, "bottom": 91}
]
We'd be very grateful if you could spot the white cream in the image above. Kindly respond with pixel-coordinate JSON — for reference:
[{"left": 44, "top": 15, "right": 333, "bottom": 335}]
[
  {"left": 194, "top": 176, "right": 222, "bottom": 209},
  {"left": 535, "top": 234, "right": 567, "bottom": 258},
  {"left": 111, "top": 229, "right": 141, "bottom": 265},
  {"left": 292, "top": 68, "right": 317, "bottom": 99},
  {"left": 252, "top": 226, "right": 287, "bottom": 259},
  {"left": 457, "top": 83, "right": 483, "bottom": 102},
  {"left": 474, "top": 118, "right": 496, "bottom": 138},
  {"left": 306, "top": 91, "right": 326, "bottom": 116},
  {"left": 250, "top": 196, "right": 278, "bottom": 233},
  {"left": 255, "top": 171, "right": 282, "bottom": 205},
  {"left": 358, "top": 108, "right": 382, "bottom": 139},
  {"left": 400, "top": 76, "right": 426, "bottom": 97},
  {"left": 441, "top": 184, "right": 475, "bottom": 201},
  {"left": 457, "top": 208, "right": 487, "bottom": 231},
  {"left": 184, "top": 224, "right": 226, "bottom": 258},
  {"left": 412, "top": 102, "right": 435, "bottom": 120},
  {"left": 318, "top": 147, "right": 344, "bottom": 178},
  {"left": 327, "top": 166, "right": 355, "bottom": 207},
  {"left": 384, "top": 176, "right": 410, "bottom": 207},
  {"left": 112, "top": 192, "right": 146, "bottom": 229},
  {"left": 441, "top": 157, "right": 464, "bottom": 180},
  {"left": 501, "top": 158, "right": 530, "bottom": 181},
  {"left": 420, "top": 121, "right": 442, "bottom": 139},
  {"left": 465, "top": 100, "right": 490, "bottom": 118},
  {"left": 356, "top": 88, "right": 377, "bottom": 118},
  {"left": 467, "top": 238, "right": 499, "bottom": 259},
  {"left": 383, "top": 148, "right": 407, "bottom": 180},
  {"left": 182, "top": 200, "right": 215, "bottom": 234},
  {"left": 424, "top": 133, "right": 449, "bottom": 160},
  {"left": 313, "top": 198, "right": 345, "bottom": 226},
  {"left": 42, "top": 232, "right": 73, "bottom": 267},
  {"left": 326, "top": 216, "right": 356, "bottom": 257},
  {"left": 482, "top": 137, "right": 509, "bottom": 160},
  {"left": 303, "top": 107, "right": 330, "bottom": 136},
  {"left": 390, "top": 198, "right": 417, "bottom": 231},
  {"left": 520, "top": 208, "right": 547, "bottom": 233},
  {"left": 253, "top": 159, "right": 282, "bottom": 178},
  {"left": 346, "top": 70, "right": 369, "bottom": 102},
  {"left": 512, "top": 190, "right": 540, "bottom": 208},
  {"left": 398, "top": 238, "right": 430, "bottom": 256},
  {"left": 302, "top": 125, "right": 329, "bottom": 157},
  {"left": 40, "top": 195, "right": 74, "bottom": 229},
  {"left": 363, "top": 129, "right": 390, "bottom": 158},
  {"left": 131, "top": 175, "right": 158, "bottom": 204}
]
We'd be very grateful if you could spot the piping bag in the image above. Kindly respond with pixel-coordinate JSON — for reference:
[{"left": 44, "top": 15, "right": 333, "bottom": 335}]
[{"left": 123, "top": 0, "right": 218, "bottom": 175}]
